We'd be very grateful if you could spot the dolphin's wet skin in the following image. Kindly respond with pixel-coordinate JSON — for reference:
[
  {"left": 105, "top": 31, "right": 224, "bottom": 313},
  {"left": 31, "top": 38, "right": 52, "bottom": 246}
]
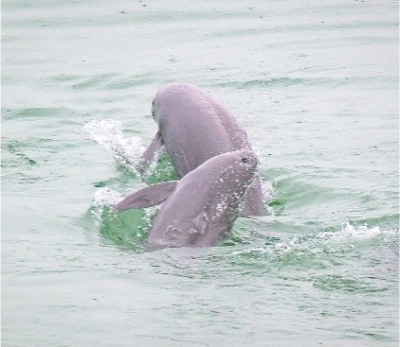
[
  {"left": 136, "top": 82, "right": 264, "bottom": 217},
  {"left": 117, "top": 149, "right": 258, "bottom": 250},
  {"left": 116, "top": 83, "right": 266, "bottom": 249}
]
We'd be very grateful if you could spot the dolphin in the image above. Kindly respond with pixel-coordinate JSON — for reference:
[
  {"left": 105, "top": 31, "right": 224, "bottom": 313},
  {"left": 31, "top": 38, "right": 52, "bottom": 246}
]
[
  {"left": 117, "top": 149, "right": 258, "bottom": 250},
  {"left": 136, "top": 82, "right": 264, "bottom": 216}
]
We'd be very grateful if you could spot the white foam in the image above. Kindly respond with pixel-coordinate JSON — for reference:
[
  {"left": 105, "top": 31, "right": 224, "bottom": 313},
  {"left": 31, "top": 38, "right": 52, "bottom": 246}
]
[
  {"left": 317, "top": 221, "right": 383, "bottom": 241},
  {"left": 92, "top": 187, "right": 123, "bottom": 207},
  {"left": 142, "top": 205, "right": 161, "bottom": 225},
  {"left": 83, "top": 118, "right": 145, "bottom": 174},
  {"left": 90, "top": 187, "right": 123, "bottom": 226},
  {"left": 261, "top": 179, "right": 274, "bottom": 215},
  {"left": 230, "top": 221, "right": 395, "bottom": 258}
]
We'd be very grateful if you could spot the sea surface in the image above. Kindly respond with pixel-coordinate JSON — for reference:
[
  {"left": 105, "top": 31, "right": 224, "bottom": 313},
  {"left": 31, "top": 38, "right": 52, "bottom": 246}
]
[{"left": 1, "top": 1, "right": 399, "bottom": 346}]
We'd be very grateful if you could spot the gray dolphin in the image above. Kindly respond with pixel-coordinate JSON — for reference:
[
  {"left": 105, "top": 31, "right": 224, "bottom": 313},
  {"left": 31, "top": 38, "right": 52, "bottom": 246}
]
[
  {"left": 117, "top": 150, "right": 258, "bottom": 250},
  {"left": 137, "top": 82, "right": 264, "bottom": 216}
]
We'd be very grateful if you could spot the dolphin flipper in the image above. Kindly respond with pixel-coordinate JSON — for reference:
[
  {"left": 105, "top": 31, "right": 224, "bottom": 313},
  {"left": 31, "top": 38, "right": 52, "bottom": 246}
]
[
  {"left": 136, "top": 131, "right": 163, "bottom": 174},
  {"left": 116, "top": 181, "right": 178, "bottom": 212}
]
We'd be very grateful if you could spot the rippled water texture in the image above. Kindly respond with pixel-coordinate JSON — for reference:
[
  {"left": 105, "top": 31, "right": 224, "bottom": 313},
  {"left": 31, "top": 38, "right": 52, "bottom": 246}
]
[{"left": 2, "top": 1, "right": 398, "bottom": 346}]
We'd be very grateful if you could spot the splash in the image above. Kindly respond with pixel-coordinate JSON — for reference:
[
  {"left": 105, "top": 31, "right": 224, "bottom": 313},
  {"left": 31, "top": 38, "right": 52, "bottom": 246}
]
[
  {"left": 261, "top": 179, "right": 274, "bottom": 215},
  {"left": 230, "top": 221, "right": 397, "bottom": 260},
  {"left": 281, "top": 221, "right": 394, "bottom": 253},
  {"left": 90, "top": 186, "right": 161, "bottom": 234},
  {"left": 316, "top": 221, "right": 394, "bottom": 242},
  {"left": 90, "top": 187, "right": 123, "bottom": 227},
  {"left": 83, "top": 118, "right": 144, "bottom": 174}
]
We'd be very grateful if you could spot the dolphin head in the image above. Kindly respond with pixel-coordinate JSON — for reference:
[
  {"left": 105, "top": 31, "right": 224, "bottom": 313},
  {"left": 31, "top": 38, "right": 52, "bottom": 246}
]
[
  {"left": 151, "top": 82, "right": 201, "bottom": 124},
  {"left": 213, "top": 150, "right": 258, "bottom": 211},
  {"left": 217, "top": 149, "right": 258, "bottom": 189}
]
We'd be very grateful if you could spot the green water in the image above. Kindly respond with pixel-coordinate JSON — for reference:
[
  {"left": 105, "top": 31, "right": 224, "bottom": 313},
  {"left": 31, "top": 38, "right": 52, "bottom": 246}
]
[{"left": 2, "top": 1, "right": 398, "bottom": 346}]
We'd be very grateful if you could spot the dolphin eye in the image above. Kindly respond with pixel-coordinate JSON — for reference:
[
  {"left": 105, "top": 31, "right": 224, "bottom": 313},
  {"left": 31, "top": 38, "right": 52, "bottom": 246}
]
[{"left": 241, "top": 157, "right": 248, "bottom": 163}]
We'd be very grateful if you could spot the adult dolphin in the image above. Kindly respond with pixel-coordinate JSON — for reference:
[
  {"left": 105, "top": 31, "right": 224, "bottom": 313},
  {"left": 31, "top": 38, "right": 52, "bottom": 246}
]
[
  {"left": 137, "top": 82, "right": 264, "bottom": 216},
  {"left": 117, "top": 150, "right": 258, "bottom": 250}
]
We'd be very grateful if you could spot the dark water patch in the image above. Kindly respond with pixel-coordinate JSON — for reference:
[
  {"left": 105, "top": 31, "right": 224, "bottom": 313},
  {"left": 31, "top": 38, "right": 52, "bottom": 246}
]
[
  {"left": 1, "top": 137, "right": 63, "bottom": 177},
  {"left": 2, "top": 140, "right": 38, "bottom": 167},
  {"left": 45, "top": 73, "right": 84, "bottom": 84},
  {"left": 269, "top": 175, "right": 343, "bottom": 215},
  {"left": 2, "top": 134, "right": 78, "bottom": 158},
  {"left": 2, "top": 107, "right": 77, "bottom": 121},
  {"left": 71, "top": 73, "right": 119, "bottom": 90},
  {"left": 105, "top": 73, "right": 158, "bottom": 90},
  {"left": 44, "top": 73, "right": 119, "bottom": 91},
  {"left": 206, "top": 16, "right": 398, "bottom": 41},
  {"left": 93, "top": 178, "right": 123, "bottom": 189},
  {"left": 312, "top": 274, "right": 391, "bottom": 293},
  {"left": 1, "top": 171, "right": 42, "bottom": 185},
  {"left": 216, "top": 75, "right": 397, "bottom": 90}
]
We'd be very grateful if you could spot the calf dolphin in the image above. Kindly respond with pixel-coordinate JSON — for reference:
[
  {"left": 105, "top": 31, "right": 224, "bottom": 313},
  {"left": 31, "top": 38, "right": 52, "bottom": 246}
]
[
  {"left": 137, "top": 82, "right": 264, "bottom": 216},
  {"left": 117, "top": 150, "right": 258, "bottom": 250}
]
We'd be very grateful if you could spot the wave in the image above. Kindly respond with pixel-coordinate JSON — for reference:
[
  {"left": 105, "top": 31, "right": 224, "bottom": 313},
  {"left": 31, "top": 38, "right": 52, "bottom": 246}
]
[{"left": 83, "top": 118, "right": 144, "bottom": 174}]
